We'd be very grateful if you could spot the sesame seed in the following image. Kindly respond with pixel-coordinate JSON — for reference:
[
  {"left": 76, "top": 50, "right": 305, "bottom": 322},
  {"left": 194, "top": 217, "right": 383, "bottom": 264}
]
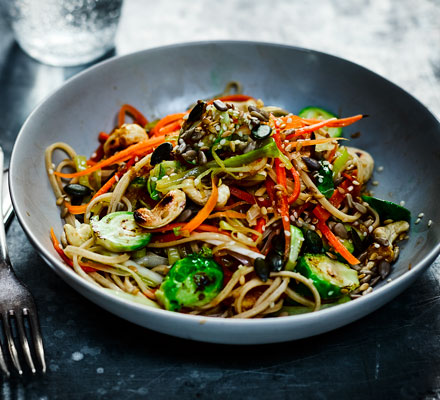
[
  {"left": 374, "top": 243, "right": 380, "bottom": 248},
  {"left": 428, "top": 220, "right": 433, "bottom": 227},
  {"left": 285, "top": 230, "right": 291, "bottom": 237},
  {"left": 377, "top": 166, "right": 384, "bottom": 172},
  {"left": 368, "top": 225, "right": 373, "bottom": 233},
  {"left": 287, "top": 118, "right": 292, "bottom": 124},
  {"left": 283, "top": 216, "right": 289, "bottom": 222},
  {"left": 415, "top": 218, "right": 421, "bottom": 224},
  {"left": 151, "top": 176, "right": 157, "bottom": 181},
  {"left": 290, "top": 215, "right": 295, "bottom": 222},
  {"left": 135, "top": 156, "right": 139, "bottom": 162},
  {"left": 91, "top": 152, "right": 97, "bottom": 159},
  {"left": 417, "top": 212, "right": 424, "bottom": 218},
  {"left": 348, "top": 186, "right": 354, "bottom": 192},
  {"left": 115, "top": 175, "right": 119, "bottom": 182},
  {"left": 400, "top": 200, "right": 405, "bottom": 207},
  {"left": 48, "top": 168, "right": 54, "bottom": 175},
  {"left": 261, "top": 207, "right": 268, "bottom": 216},
  {"left": 387, "top": 278, "right": 392, "bottom": 283},
  {"left": 359, "top": 283, "right": 369, "bottom": 291},
  {"left": 372, "top": 181, "right": 379, "bottom": 186},
  {"left": 352, "top": 180, "right": 360, "bottom": 185},
  {"left": 258, "top": 197, "right": 265, "bottom": 202}
]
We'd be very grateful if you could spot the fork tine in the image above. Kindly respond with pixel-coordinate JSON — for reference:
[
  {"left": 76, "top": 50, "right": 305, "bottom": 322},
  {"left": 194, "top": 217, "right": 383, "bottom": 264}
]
[
  {"left": 0, "top": 338, "right": 10, "bottom": 377},
  {"left": 1, "top": 312, "right": 22, "bottom": 375},
  {"left": 15, "top": 310, "right": 36, "bottom": 374},
  {"left": 24, "top": 308, "right": 46, "bottom": 373}
]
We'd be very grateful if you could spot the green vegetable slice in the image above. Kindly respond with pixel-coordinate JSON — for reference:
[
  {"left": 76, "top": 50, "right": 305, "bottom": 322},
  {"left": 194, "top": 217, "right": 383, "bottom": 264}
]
[
  {"left": 361, "top": 195, "right": 411, "bottom": 222},
  {"left": 298, "top": 106, "right": 342, "bottom": 138},
  {"left": 279, "top": 295, "right": 351, "bottom": 315},
  {"left": 332, "top": 147, "right": 349, "bottom": 177},
  {"left": 90, "top": 211, "right": 152, "bottom": 252},
  {"left": 155, "top": 254, "right": 224, "bottom": 311},
  {"left": 316, "top": 161, "right": 334, "bottom": 199},
  {"left": 296, "top": 254, "right": 359, "bottom": 299},
  {"left": 285, "top": 226, "right": 304, "bottom": 271}
]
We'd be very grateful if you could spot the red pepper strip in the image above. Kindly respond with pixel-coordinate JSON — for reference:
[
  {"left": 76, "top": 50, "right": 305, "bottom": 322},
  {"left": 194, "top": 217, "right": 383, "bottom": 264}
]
[
  {"left": 229, "top": 186, "right": 256, "bottom": 204},
  {"left": 316, "top": 220, "right": 360, "bottom": 265},
  {"left": 312, "top": 180, "right": 351, "bottom": 222},
  {"left": 210, "top": 94, "right": 255, "bottom": 103},
  {"left": 287, "top": 167, "right": 301, "bottom": 204},
  {"left": 265, "top": 178, "right": 276, "bottom": 207},
  {"left": 118, "top": 104, "right": 149, "bottom": 128},
  {"left": 286, "top": 118, "right": 336, "bottom": 139},
  {"left": 275, "top": 158, "right": 291, "bottom": 257},
  {"left": 98, "top": 132, "right": 110, "bottom": 143},
  {"left": 252, "top": 217, "right": 266, "bottom": 241}
]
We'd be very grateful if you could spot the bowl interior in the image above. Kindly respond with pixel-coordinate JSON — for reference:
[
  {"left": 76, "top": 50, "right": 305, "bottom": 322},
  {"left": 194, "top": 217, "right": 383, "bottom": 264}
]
[{"left": 9, "top": 42, "right": 440, "bottom": 343}]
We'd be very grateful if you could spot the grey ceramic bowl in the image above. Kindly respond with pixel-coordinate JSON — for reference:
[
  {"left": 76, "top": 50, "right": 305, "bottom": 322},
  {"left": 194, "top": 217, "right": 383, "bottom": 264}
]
[{"left": 9, "top": 41, "right": 440, "bottom": 344}]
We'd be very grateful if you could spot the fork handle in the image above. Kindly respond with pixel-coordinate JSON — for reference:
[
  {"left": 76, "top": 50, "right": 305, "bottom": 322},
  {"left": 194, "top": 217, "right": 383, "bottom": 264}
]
[{"left": 0, "top": 148, "right": 11, "bottom": 267}]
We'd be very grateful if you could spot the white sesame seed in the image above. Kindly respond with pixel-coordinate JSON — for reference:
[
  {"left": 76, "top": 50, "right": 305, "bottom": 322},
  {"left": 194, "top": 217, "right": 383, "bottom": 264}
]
[
  {"left": 372, "top": 181, "right": 379, "bottom": 186},
  {"left": 287, "top": 118, "right": 292, "bottom": 124},
  {"left": 377, "top": 166, "right": 384, "bottom": 172},
  {"left": 348, "top": 186, "right": 354, "bottom": 192},
  {"left": 285, "top": 230, "right": 291, "bottom": 237},
  {"left": 290, "top": 215, "right": 295, "bottom": 222},
  {"left": 220, "top": 139, "right": 226, "bottom": 145},
  {"left": 428, "top": 220, "right": 433, "bottom": 227},
  {"left": 418, "top": 212, "right": 424, "bottom": 218},
  {"left": 415, "top": 218, "right": 421, "bottom": 224},
  {"left": 48, "top": 168, "right": 54, "bottom": 175},
  {"left": 352, "top": 180, "right": 360, "bottom": 186},
  {"left": 368, "top": 225, "right": 373, "bottom": 233},
  {"left": 151, "top": 176, "right": 157, "bottom": 181},
  {"left": 283, "top": 216, "right": 289, "bottom": 222},
  {"left": 374, "top": 243, "right": 380, "bottom": 248},
  {"left": 400, "top": 200, "right": 405, "bottom": 207},
  {"left": 91, "top": 152, "right": 97, "bottom": 159},
  {"left": 387, "top": 278, "right": 392, "bottom": 283},
  {"left": 135, "top": 156, "right": 139, "bottom": 162},
  {"left": 294, "top": 212, "right": 298, "bottom": 218}
]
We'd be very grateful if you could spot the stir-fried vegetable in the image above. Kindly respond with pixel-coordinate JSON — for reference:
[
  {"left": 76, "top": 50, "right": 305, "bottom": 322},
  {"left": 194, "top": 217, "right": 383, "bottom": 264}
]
[{"left": 155, "top": 254, "right": 223, "bottom": 311}]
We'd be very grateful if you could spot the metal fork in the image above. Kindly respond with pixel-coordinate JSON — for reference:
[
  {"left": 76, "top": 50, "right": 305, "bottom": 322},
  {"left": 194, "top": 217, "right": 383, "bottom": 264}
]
[{"left": 0, "top": 147, "right": 46, "bottom": 376}]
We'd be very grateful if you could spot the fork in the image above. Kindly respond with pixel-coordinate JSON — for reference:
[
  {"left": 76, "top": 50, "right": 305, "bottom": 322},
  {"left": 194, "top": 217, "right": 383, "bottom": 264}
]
[{"left": 0, "top": 147, "right": 46, "bottom": 376}]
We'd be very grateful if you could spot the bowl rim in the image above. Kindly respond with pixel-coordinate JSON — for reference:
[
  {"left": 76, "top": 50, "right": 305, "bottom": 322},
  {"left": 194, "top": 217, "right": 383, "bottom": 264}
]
[{"left": 9, "top": 40, "right": 440, "bottom": 329}]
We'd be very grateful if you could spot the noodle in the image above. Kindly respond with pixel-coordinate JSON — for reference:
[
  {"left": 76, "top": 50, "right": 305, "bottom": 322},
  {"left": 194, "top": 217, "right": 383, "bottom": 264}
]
[{"left": 45, "top": 91, "right": 410, "bottom": 319}]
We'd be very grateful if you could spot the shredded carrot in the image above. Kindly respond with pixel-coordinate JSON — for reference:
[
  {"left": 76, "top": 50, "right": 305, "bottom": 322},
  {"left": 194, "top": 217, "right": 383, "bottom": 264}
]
[
  {"left": 207, "top": 211, "right": 247, "bottom": 219},
  {"left": 118, "top": 104, "right": 148, "bottom": 128},
  {"left": 302, "top": 114, "right": 364, "bottom": 128},
  {"left": 54, "top": 135, "right": 166, "bottom": 179},
  {"left": 327, "top": 144, "right": 339, "bottom": 163},
  {"left": 159, "top": 120, "right": 182, "bottom": 135},
  {"left": 278, "top": 115, "right": 307, "bottom": 130},
  {"left": 182, "top": 178, "right": 218, "bottom": 234},
  {"left": 222, "top": 201, "right": 247, "bottom": 211},
  {"left": 317, "top": 220, "right": 360, "bottom": 265},
  {"left": 65, "top": 156, "right": 137, "bottom": 215},
  {"left": 150, "top": 113, "right": 186, "bottom": 136},
  {"left": 289, "top": 137, "right": 346, "bottom": 146}
]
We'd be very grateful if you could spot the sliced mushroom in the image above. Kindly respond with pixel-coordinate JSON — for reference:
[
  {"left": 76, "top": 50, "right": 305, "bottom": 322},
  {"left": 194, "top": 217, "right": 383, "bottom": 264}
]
[
  {"left": 364, "top": 221, "right": 410, "bottom": 264},
  {"left": 182, "top": 178, "right": 230, "bottom": 209},
  {"left": 346, "top": 147, "right": 374, "bottom": 184},
  {"left": 373, "top": 221, "right": 410, "bottom": 245},
  {"left": 134, "top": 190, "right": 186, "bottom": 229},
  {"left": 64, "top": 223, "right": 93, "bottom": 247},
  {"left": 104, "top": 124, "right": 148, "bottom": 156}
]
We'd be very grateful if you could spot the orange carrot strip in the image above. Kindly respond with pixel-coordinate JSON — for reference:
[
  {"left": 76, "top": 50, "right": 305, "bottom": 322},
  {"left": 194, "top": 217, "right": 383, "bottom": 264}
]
[
  {"left": 286, "top": 118, "right": 336, "bottom": 138},
  {"left": 302, "top": 114, "right": 364, "bottom": 128},
  {"left": 317, "top": 220, "right": 360, "bottom": 265},
  {"left": 54, "top": 136, "right": 166, "bottom": 178},
  {"left": 118, "top": 104, "right": 148, "bottom": 128},
  {"left": 207, "top": 211, "right": 247, "bottom": 219},
  {"left": 222, "top": 201, "right": 247, "bottom": 211},
  {"left": 182, "top": 178, "right": 218, "bottom": 234},
  {"left": 290, "top": 137, "right": 346, "bottom": 147},
  {"left": 150, "top": 113, "right": 186, "bottom": 136},
  {"left": 159, "top": 120, "right": 182, "bottom": 135}
]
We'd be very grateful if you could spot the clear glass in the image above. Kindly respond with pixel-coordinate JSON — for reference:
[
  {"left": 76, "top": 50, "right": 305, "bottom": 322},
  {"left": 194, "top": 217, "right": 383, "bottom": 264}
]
[{"left": 7, "top": 0, "right": 123, "bottom": 67}]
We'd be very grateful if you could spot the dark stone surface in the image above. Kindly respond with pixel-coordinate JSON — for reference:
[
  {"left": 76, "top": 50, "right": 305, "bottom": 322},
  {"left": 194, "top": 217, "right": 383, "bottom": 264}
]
[{"left": 1, "top": 1, "right": 439, "bottom": 399}]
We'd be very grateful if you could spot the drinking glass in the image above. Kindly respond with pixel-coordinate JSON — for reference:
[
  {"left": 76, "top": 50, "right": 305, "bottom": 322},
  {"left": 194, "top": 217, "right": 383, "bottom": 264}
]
[{"left": 7, "top": 0, "right": 123, "bottom": 67}]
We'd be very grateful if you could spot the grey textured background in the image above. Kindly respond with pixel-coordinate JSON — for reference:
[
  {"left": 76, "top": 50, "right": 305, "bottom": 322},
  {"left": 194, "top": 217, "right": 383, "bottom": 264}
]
[{"left": 0, "top": 0, "right": 440, "bottom": 399}]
